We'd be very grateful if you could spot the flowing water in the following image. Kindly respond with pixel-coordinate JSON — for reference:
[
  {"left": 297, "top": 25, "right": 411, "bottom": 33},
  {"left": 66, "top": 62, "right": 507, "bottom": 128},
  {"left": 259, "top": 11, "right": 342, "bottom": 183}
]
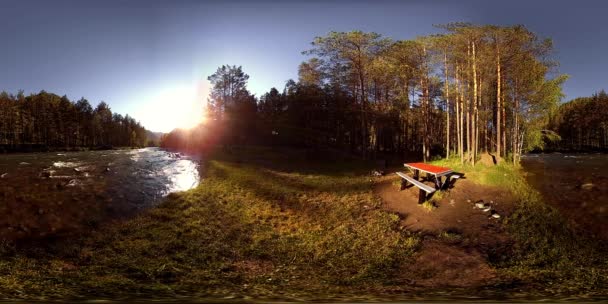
[
  {"left": 0, "top": 148, "right": 200, "bottom": 242},
  {"left": 521, "top": 153, "right": 608, "bottom": 240}
]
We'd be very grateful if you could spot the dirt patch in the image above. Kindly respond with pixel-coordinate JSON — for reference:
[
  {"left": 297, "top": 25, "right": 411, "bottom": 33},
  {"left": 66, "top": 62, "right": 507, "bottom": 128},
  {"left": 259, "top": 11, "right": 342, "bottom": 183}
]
[
  {"left": 375, "top": 173, "right": 515, "bottom": 287},
  {"left": 401, "top": 241, "right": 497, "bottom": 288}
]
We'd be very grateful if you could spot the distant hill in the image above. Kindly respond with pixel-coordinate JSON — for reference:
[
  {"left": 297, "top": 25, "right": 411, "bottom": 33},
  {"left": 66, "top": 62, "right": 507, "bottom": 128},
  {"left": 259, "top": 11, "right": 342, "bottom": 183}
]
[{"left": 146, "top": 131, "right": 164, "bottom": 147}]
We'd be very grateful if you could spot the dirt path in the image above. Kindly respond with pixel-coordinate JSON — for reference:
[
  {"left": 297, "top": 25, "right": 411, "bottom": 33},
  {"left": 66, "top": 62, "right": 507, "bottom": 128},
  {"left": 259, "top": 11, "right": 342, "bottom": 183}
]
[{"left": 375, "top": 173, "right": 515, "bottom": 288}]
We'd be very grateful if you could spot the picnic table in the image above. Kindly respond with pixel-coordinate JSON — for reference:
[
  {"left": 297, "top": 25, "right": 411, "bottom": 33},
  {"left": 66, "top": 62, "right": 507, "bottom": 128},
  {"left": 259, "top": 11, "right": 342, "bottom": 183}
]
[{"left": 403, "top": 162, "right": 454, "bottom": 190}]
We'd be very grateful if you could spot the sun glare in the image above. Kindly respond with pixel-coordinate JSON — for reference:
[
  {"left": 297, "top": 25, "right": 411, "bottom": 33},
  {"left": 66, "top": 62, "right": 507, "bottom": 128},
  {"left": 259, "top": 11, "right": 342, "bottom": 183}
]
[{"left": 137, "top": 85, "right": 206, "bottom": 133}]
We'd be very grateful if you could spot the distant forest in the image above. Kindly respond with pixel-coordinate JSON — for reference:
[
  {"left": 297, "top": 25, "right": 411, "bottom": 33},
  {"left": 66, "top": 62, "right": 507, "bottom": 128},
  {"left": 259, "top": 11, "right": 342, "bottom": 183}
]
[
  {"left": 547, "top": 91, "right": 608, "bottom": 152},
  {"left": 162, "top": 23, "right": 578, "bottom": 162},
  {"left": 0, "top": 90, "right": 149, "bottom": 152}
]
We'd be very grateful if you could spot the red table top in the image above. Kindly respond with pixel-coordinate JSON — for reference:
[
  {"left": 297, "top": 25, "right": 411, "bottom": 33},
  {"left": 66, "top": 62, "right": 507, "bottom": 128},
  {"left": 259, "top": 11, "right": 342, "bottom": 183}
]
[{"left": 404, "top": 162, "right": 452, "bottom": 175}]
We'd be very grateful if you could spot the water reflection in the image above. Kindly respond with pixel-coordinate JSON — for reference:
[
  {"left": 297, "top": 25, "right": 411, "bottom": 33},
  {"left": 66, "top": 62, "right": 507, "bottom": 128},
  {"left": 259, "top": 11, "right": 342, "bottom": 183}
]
[
  {"left": 0, "top": 147, "right": 201, "bottom": 242},
  {"left": 164, "top": 159, "right": 200, "bottom": 193}
]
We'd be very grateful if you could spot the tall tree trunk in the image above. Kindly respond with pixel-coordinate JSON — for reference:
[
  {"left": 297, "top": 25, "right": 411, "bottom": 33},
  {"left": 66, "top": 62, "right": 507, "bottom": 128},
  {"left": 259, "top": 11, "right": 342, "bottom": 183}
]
[
  {"left": 502, "top": 95, "right": 507, "bottom": 158},
  {"left": 513, "top": 80, "right": 519, "bottom": 164},
  {"left": 421, "top": 46, "right": 430, "bottom": 162},
  {"left": 472, "top": 41, "right": 478, "bottom": 165},
  {"left": 444, "top": 51, "right": 450, "bottom": 159},
  {"left": 477, "top": 75, "right": 482, "bottom": 157},
  {"left": 455, "top": 65, "right": 461, "bottom": 162},
  {"left": 496, "top": 42, "right": 502, "bottom": 158},
  {"left": 466, "top": 42, "right": 472, "bottom": 163},
  {"left": 457, "top": 65, "right": 464, "bottom": 164},
  {"left": 359, "top": 71, "right": 368, "bottom": 159},
  {"left": 421, "top": 76, "right": 427, "bottom": 162}
]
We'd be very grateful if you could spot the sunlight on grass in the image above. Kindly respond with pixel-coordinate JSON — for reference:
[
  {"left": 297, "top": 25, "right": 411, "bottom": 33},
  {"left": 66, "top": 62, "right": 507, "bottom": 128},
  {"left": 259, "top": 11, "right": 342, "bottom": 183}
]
[
  {"left": 0, "top": 147, "right": 420, "bottom": 299},
  {"left": 420, "top": 200, "right": 436, "bottom": 212},
  {"left": 431, "top": 157, "right": 608, "bottom": 292}
]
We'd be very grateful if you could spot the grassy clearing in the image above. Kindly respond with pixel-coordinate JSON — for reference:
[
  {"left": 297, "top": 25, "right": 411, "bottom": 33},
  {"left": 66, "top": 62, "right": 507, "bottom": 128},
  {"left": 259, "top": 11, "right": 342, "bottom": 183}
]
[
  {"left": 432, "top": 157, "right": 608, "bottom": 295},
  {"left": 0, "top": 147, "right": 419, "bottom": 300},
  {"left": 1, "top": 147, "right": 606, "bottom": 300}
]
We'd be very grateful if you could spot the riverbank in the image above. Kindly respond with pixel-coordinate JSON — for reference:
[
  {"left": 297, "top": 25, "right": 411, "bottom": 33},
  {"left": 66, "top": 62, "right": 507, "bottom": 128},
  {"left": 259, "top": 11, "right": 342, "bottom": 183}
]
[
  {"left": 0, "top": 148, "right": 199, "bottom": 244},
  {"left": 0, "top": 147, "right": 606, "bottom": 301},
  {"left": 521, "top": 153, "right": 608, "bottom": 240},
  {"left": 0, "top": 144, "right": 148, "bottom": 154}
]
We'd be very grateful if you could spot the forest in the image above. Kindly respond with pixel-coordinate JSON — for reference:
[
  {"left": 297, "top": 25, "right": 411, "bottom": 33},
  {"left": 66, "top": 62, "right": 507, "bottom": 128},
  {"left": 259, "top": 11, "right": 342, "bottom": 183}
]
[
  {"left": 547, "top": 90, "right": 608, "bottom": 152},
  {"left": 0, "top": 90, "right": 149, "bottom": 152},
  {"left": 161, "top": 23, "right": 571, "bottom": 163}
]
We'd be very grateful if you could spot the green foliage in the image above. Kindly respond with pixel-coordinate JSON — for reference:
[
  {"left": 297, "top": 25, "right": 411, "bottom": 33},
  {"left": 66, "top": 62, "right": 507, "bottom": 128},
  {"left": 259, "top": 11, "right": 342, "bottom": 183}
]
[
  {"left": 522, "top": 74, "right": 569, "bottom": 152},
  {"left": 548, "top": 91, "right": 608, "bottom": 151}
]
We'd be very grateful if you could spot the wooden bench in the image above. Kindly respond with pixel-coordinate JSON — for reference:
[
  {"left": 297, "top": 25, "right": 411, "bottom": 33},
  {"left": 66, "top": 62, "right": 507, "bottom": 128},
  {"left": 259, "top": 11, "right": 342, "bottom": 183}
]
[{"left": 396, "top": 171, "right": 436, "bottom": 204}]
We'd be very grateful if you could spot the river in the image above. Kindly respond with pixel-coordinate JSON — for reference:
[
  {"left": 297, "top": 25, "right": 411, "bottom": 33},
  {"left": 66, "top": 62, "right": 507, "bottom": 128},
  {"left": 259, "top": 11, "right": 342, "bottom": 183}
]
[
  {"left": 521, "top": 153, "right": 608, "bottom": 240},
  {"left": 0, "top": 148, "right": 200, "bottom": 242}
]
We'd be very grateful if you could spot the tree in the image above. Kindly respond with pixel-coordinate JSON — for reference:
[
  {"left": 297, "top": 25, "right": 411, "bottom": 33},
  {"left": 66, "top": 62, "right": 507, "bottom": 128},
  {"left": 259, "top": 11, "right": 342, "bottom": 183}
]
[
  {"left": 305, "top": 31, "right": 391, "bottom": 158},
  {"left": 298, "top": 58, "right": 324, "bottom": 87},
  {"left": 207, "top": 65, "right": 250, "bottom": 121}
]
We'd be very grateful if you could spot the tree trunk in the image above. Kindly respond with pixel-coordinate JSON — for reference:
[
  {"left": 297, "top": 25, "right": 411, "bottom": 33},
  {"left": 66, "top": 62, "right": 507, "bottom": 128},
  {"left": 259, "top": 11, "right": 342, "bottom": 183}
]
[
  {"left": 466, "top": 42, "right": 471, "bottom": 163},
  {"left": 359, "top": 70, "right": 368, "bottom": 159},
  {"left": 496, "top": 42, "right": 502, "bottom": 158},
  {"left": 444, "top": 51, "right": 450, "bottom": 159},
  {"left": 457, "top": 65, "right": 464, "bottom": 164},
  {"left": 502, "top": 95, "right": 507, "bottom": 158},
  {"left": 472, "top": 41, "right": 478, "bottom": 165}
]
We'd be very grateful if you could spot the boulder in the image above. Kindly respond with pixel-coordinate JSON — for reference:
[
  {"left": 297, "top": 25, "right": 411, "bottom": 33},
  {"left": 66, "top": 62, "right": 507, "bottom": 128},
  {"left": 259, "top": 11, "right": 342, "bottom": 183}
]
[
  {"left": 371, "top": 170, "right": 384, "bottom": 176},
  {"left": 480, "top": 153, "right": 499, "bottom": 166}
]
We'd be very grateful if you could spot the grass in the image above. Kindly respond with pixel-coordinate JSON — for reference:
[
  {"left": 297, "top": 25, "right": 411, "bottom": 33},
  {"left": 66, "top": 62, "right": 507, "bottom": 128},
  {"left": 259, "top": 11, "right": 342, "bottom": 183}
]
[
  {"left": 0, "top": 147, "right": 606, "bottom": 300},
  {"left": 431, "top": 157, "right": 608, "bottom": 295},
  {"left": 0, "top": 146, "right": 419, "bottom": 300},
  {"left": 420, "top": 200, "right": 437, "bottom": 212}
]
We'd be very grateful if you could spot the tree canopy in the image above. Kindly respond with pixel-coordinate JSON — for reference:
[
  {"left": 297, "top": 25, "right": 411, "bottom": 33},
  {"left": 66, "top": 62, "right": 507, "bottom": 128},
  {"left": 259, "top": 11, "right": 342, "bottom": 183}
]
[{"left": 161, "top": 24, "right": 573, "bottom": 163}]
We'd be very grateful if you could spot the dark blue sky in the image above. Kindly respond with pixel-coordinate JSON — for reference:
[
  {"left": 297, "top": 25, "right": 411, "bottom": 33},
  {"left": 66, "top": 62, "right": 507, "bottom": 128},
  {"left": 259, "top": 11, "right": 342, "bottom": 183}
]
[{"left": 1, "top": 0, "right": 606, "bottom": 131}]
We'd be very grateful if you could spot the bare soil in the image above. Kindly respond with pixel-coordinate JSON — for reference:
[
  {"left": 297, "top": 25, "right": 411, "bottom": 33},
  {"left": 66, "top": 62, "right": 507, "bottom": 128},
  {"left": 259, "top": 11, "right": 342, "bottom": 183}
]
[{"left": 375, "top": 173, "right": 515, "bottom": 288}]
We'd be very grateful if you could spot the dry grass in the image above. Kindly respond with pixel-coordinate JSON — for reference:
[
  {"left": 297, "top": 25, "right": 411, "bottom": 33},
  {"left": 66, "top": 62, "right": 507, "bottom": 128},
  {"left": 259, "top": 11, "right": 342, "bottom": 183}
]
[{"left": 0, "top": 146, "right": 420, "bottom": 300}]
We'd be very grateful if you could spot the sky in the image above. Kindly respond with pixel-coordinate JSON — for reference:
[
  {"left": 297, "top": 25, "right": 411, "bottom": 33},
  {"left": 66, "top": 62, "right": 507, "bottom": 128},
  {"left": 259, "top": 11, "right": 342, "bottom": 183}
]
[{"left": 1, "top": 0, "right": 606, "bottom": 132}]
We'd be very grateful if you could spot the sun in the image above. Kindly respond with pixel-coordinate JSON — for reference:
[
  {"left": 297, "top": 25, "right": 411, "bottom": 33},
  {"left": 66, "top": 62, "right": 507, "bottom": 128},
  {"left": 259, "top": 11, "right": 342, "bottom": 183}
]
[{"left": 138, "top": 85, "right": 206, "bottom": 133}]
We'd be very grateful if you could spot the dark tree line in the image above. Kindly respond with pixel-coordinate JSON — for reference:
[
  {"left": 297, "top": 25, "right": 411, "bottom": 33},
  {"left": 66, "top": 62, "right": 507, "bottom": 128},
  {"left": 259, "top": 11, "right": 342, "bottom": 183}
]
[
  {"left": 162, "top": 24, "right": 568, "bottom": 163},
  {"left": 0, "top": 90, "right": 148, "bottom": 151},
  {"left": 547, "top": 91, "right": 608, "bottom": 152}
]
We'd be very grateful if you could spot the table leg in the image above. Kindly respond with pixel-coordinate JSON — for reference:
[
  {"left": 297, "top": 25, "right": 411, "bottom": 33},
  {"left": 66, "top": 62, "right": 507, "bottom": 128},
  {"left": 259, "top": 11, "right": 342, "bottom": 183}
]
[
  {"left": 442, "top": 175, "right": 451, "bottom": 190},
  {"left": 400, "top": 178, "right": 407, "bottom": 190},
  {"left": 435, "top": 176, "right": 443, "bottom": 190},
  {"left": 418, "top": 189, "right": 425, "bottom": 204},
  {"left": 413, "top": 169, "right": 419, "bottom": 181}
]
